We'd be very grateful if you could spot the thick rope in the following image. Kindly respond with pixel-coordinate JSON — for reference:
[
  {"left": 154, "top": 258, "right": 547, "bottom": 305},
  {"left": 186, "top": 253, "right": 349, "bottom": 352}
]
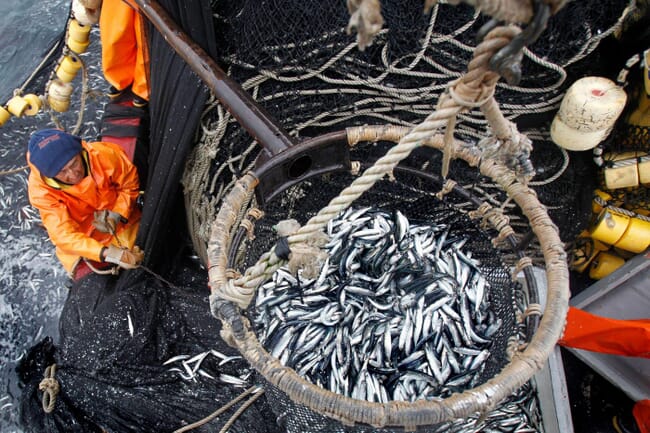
[
  {"left": 291, "top": 27, "right": 519, "bottom": 243},
  {"left": 38, "top": 364, "right": 59, "bottom": 414},
  {"left": 171, "top": 386, "right": 262, "bottom": 433},
  {"left": 218, "top": 387, "right": 265, "bottom": 433}
]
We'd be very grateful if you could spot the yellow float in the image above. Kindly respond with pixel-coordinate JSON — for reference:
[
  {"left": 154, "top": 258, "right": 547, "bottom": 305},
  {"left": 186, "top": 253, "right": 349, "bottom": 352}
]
[
  {"left": 589, "top": 209, "right": 630, "bottom": 245},
  {"left": 56, "top": 55, "right": 82, "bottom": 83},
  {"left": 67, "top": 19, "right": 91, "bottom": 54},
  {"left": 589, "top": 251, "right": 626, "bottom": 279},
  {"left": 23, "top": 94, "right": 42, "bottom": 116},
  {"left": 0, "top": 106, "right": 11, "bottom": 126},
  {"left": 7, "top": 95, "right": 29, "bottom": 117}
]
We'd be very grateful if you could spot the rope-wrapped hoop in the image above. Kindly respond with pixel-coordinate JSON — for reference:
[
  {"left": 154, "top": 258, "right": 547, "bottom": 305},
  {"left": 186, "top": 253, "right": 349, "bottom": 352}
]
[
  {"left": 206, "top": 123, "right": 568, "bottom": 428},
  {"left": 206, "top": 25, "right": 569, "bottom": 428}
]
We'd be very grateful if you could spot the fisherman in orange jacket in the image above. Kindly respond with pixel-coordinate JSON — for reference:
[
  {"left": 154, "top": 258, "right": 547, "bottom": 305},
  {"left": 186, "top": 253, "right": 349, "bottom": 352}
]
[
  {"left": 27, "top": 129, "right": 144, "bottom": 279},
  {"left": 559, "top": 306, "right": 650, "bottom": 433},
  {"left": 99, "top": 0, "right": 149, "bottom": 107}
]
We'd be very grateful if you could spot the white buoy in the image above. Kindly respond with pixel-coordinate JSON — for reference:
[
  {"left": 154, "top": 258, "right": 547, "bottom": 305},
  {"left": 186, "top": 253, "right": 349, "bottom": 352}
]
[
  {"left": 551, "top": 76, "right": 627, "bottom": 151},
  {"left": 72, "top": 0, "right": 101, "bottom": 26}
]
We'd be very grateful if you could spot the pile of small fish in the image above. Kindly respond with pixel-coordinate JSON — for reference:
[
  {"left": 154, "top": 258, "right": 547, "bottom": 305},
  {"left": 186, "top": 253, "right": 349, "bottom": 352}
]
[
  {"left": 254, "top": 207, "right": 504, "bottom": 403},
  {"left": 163, "top": 349, "right": 251, "bottom": 387}
]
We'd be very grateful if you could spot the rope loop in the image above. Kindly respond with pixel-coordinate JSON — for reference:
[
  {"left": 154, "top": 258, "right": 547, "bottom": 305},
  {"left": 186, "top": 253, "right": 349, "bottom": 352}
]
[
  {"left": 523, "top": 303, "right": 543, "bottom": 319},
  {"left": 39, "top": 364, "right": 59, "bottom": 414},
  {"left": 512, "top": 256, "right": 533, "bottom": 279},
  {"left": 435, "top": 179, "right": 457, "bottom": 200},
  {"left": 239, "top": 218, "right": 255, "bottom": 240},
  {"left": 447, "top": 80, "right": 496, "bottom": 109}
]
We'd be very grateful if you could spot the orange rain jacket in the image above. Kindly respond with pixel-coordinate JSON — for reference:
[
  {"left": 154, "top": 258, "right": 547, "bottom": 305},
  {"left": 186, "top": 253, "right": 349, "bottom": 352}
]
[
  {"left": 100, "top": 0, "right": 149, "bottom": 100},
  {"left": 27, "top": 140, "right": 141, "bottom": 275},
  {"left": 558, "top": 306, "right": 650, "bottom": 433}
]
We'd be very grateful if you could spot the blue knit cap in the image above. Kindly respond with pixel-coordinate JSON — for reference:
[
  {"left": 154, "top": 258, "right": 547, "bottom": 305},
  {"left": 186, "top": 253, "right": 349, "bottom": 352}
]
[{"left": 28, "top": 129, "right": 82, "bottom": 178}]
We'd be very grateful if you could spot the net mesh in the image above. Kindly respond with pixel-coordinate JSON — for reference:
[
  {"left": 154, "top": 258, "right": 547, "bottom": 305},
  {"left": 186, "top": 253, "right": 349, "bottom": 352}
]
[{"left": 183, "top": 0, "right": 630, "bottom": 265}]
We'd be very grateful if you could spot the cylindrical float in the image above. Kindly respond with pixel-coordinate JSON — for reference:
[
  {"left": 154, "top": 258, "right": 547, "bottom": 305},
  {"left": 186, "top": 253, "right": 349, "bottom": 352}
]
[
  {"left": 0, "top": 106, "right": 11, "bottom": 126},
  {"left": 56, "top": 55, "right": 82, "bottom": 83},
  {"left": 23, "top": 94, "right": 42, "bottom": 116},
  {"left": 614, "top": 217, "right": 650, "bottom": 253},
  {"left": 551, "top": 77, "right": 627, "bottom": 151},
  {"left": 7, "top": 95, "right": 29, "bottom": 117},
  {"left": 47, "top": 79, "right": 74, "bottom": 112},
  {"left": 589, "top": 209, "right": 630, "bottom": 245},
  {"left": 589, "top": 251, "right": 625, "bottom": 280},
  {"left": 603, "top": 152, "right": 643, "bottom": 190},
  {"left": 67, "top": 19, "right": 91, "bottom": 53}
]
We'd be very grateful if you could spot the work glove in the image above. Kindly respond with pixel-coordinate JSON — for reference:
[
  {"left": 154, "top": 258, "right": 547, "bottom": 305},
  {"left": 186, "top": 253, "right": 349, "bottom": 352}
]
[
  {"left": 102, "top": 245, "right": 144, "bottom": 270},
  {"left": 93, "top": 210, "right": 125, "bottom": 234}
]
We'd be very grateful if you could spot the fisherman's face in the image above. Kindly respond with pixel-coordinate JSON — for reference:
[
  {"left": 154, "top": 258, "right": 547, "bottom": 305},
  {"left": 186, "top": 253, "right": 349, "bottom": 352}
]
[{"left": 55, "top": 154, "right": 85, "bottom": 185}]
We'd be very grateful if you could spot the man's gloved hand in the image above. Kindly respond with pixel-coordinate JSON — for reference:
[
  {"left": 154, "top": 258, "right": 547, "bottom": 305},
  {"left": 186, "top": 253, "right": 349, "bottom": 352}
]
[
  {"left": 102, "top": 245, "right": 144, "bottom": 269},
  {"left": 93, "top": 210, "right": 124, "bottom": 234}
]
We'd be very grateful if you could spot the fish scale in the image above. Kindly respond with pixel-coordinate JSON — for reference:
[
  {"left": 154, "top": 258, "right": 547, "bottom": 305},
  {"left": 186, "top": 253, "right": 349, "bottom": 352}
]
[{"left": 254, "top": 207, "right": 501, "bottom": 403}]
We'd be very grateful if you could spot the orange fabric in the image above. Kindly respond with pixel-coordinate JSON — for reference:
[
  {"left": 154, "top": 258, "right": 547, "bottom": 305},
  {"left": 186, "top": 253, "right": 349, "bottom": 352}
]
[
  {"left": 100, "top": 0, "right": 149, "bottom": 100},
  {"left": 558, "top": 306, "right": 650, "bottom": 358},
  {"left": 634, "top": 400, "right": 650, "bottom": 433},
  {"left": 27, "top": 141, "right": 141, "bottom": 275}
]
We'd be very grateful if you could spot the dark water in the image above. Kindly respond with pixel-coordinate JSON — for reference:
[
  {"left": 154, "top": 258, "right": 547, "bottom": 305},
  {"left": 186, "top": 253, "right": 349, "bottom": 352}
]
[{"left": 0, "top": 2, "right": 108, "bottom": 430}]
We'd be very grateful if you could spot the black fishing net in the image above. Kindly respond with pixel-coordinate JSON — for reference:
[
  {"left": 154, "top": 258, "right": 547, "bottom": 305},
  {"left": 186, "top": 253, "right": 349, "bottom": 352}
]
[
  {"left": 18, "top": 268, "right": 281, "bottom": 433},
  {"left": 184, "top": 0, "right": 631, "bottom": 261},
  {"left": 17, "top": 1, "right": 281, "bottom": 432}
]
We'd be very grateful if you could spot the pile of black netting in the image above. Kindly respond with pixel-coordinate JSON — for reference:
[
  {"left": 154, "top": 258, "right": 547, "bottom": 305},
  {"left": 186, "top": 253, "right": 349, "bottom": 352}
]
[{"left": 18, "top": 269, "right": 281, "bottom": 433}]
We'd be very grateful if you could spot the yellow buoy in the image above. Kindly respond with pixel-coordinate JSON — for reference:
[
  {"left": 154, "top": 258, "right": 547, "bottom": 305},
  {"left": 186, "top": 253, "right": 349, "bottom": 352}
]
[
  {"left": 589, "top": 209, "right": 630, "bottom": 245},
  {"left": 0, "top": 106, "right": 11, "bottom": 126},
  {"left": 7, "top": 95, "right": 28, "bottom": 117},
  {"left": 67, "top": 19, "right": 91, "bottom": 54},
  {"left": 614, "top": 217, "right": 650, "bottom": 253},
  {"left": 603, "top": 152, "right": 642, "bottom": 190},
  {"left": 589, "top": 251, "right": 625, "bottom": 280},
  {"left": 68, "top": 19, "right": 90, "bottom": 43},
  {"left": 23, "top": 94, "right": 42, "bottom": 116},
  {"left": 56, "top": 55, "right": 82, "bottom": 83},
  {"left": 551, "top": 77, "right": 627, "bottom": 151},
  {"left": 67, "top": 38, "right": 90, "bottom": 54},
  {"left": 47, "top": 79, "right": 74, "bottom": 113}
]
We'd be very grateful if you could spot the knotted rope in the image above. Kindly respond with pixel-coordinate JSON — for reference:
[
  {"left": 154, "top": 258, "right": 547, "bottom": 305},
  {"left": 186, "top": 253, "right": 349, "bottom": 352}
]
[{"left": 39, "top": 364, "right": 60, "bottom": 414}]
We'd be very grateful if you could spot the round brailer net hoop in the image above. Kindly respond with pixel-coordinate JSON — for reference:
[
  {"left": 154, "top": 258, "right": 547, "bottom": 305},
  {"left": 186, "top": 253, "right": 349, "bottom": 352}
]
[{"left": 206, "top": 25, "right": 569, "bottom": 430}]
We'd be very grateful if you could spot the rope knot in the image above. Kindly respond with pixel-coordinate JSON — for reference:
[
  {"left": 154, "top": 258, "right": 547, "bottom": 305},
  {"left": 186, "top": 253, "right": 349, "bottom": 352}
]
[
  {"left": 276, "top": 219, "right": 329, "bottom": 280},
  {"left": 39, "top": 364, "right": 59, "bottom": 414}
]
